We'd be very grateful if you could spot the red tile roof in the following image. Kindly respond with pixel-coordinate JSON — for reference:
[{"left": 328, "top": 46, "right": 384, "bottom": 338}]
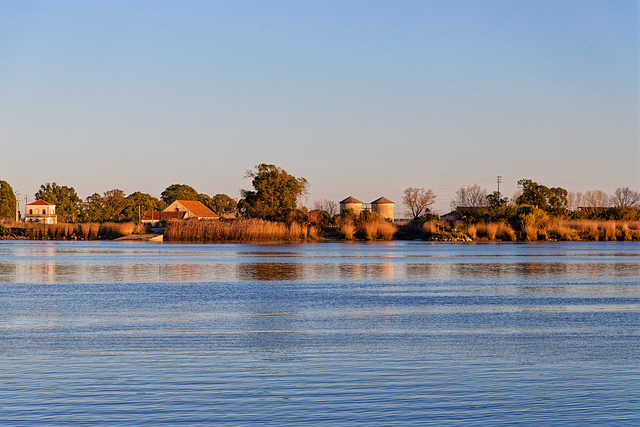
[
  {"left": 173, "top": 200, "right": 218, "bottom": 218},
  {"left": 27, "top": 199, "right": 55, "bottom": 206}
]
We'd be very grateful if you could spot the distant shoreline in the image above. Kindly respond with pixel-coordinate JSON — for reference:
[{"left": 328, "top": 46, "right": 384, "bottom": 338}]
[{"left": 2, "top": 217, "right": 640, "bottom": 242}]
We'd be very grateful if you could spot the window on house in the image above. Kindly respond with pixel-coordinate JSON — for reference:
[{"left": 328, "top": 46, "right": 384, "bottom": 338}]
[
  {"left": 29, "top": 209, "right": 32, "bottom": 215},
  {"left": 43, "top": 209, "right": 46, "bottom": 214}
]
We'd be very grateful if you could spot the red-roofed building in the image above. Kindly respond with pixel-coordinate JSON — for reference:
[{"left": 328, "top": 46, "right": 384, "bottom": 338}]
[
  {"left": 26, "top": 199, "right": 57, "bottom": 224},
  {"left": 141, "top": 211, "right": 185, "bottom": 223},
  {"left": 166, "top": 200, "right": 218, "bottom": 220},
  {"left": 142, "top": 200, "right": 218, "bottom": 226}
]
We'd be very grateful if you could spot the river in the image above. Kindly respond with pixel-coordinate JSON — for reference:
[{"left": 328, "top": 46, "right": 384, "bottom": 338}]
[{"left": 0, "top": 241, "right": 638, "bottom": 425}]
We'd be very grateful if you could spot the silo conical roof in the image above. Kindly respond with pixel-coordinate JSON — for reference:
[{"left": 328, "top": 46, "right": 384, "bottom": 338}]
[
  {"left": 340, "top": 196, "right": 362, "bottom": 204},
  {"left": 371, "top": 197, "right": 394, "bottom": 204}
]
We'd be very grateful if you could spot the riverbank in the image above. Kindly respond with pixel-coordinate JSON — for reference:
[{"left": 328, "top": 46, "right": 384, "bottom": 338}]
[
  {"left": 0, "top": 222, "right": 146, "bottom": 240},
  {"left": 3, "top": 218, "right": 640, "bottom": 242}
]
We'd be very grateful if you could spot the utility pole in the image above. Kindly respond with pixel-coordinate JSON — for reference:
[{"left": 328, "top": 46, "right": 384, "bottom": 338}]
[
  {"left": 15, "top": 191, "right": 19, "bottom": 222},
  {"left": 497, "top": 176, "right": 502, "bottom": 197}
]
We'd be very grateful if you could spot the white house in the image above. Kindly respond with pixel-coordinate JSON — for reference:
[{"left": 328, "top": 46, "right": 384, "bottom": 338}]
[{"left": 26, "top": 199, "right": 57, "bottom": 224}]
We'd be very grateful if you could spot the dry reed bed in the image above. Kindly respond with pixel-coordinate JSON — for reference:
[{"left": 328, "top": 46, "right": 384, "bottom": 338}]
[
  {"left": 462, "top": 220, "right": 640, "bottom": 241},
  {"left": 335, "top": 218, "right": 396, "bottom": 240},
  {"left": 552, "top": 220, "right": 640, "bottom": 241},
  {"left": 361, "top": 220, "right": 397, "bottom": 240},
  {"left": 464, "top": 223, "right": 517, "bottom": 241},
  {"left": 25, "top": 222, "right": 143, "bottom": 240},
  {"left": 164, "top": 218, "right": 318, "bottom": 241}
]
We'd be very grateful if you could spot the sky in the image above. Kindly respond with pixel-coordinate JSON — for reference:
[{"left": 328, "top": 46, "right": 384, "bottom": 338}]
[{"left": 1, "top": 0, "right": 638, "bottom": 215}]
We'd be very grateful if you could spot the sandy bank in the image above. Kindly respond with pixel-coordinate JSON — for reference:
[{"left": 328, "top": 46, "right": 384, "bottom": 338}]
[{"left": 115, "top": 233, "right": 163, "bottom": 242}]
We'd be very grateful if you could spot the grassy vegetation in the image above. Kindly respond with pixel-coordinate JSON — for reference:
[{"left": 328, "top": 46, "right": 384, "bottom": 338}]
[
  {"left": 333, "top": 212, "right": 397, "bottom": 241},
  {"left": 164, "top": 218, "right": 318, "bottom": 241},
  {"left": 5, "top": 222, "right": 145, "bottom": 240},
  {"left": 3, "top": 214, "right": 639, "bottom": 243},
  {"left": 394, "top": 218, "right": 640, "bottom": 242}
]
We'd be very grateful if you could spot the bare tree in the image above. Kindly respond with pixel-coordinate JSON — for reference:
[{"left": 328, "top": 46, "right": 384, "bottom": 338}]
[
  {"left": 579, "top": 190, "right": 609, "bottom": 216},
  {"left": 583, "top": 190, "right": 609, "bottom": 207},
  {"left": 449, "top": 184, "right": 487, "bottom": 210},
  {"left": 611, "top": 187, "right": 640, "bottom": 207},
  {"left": 403, "top": 187, "right": 436, "bottom": 219},
  {"left": 313, "top": 199, "right": 338, "bottom": 216},
  {"left": 566, "top": 192, "right": 578, "bottom": 211}
]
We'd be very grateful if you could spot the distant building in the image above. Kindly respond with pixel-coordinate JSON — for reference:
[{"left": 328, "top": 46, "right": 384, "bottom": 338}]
[
  {"left": 339, "top": 196, "right": 363, "bottom": 216},
  {"left": 440, "top": 207, "right": 483, "bottom": 222},
  {"left": 371, "top": 197, "right": 394, "bottom": 221},
  {"left": 142, "top": 200, "right": 218, "bottom": 226},
  {"left": 25, "top": 199, "right": 57, "bottom": 224},
  {"left": 141, "top": 211, "right": 185, "bottom": 225},
  {"left": 164, "top": 200, "right": 218, "bottom": 220}
]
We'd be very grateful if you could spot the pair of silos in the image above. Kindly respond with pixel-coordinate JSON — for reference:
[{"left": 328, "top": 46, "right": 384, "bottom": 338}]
[{"left": 339, "top": 196, "right": 394, "bottom": 221}]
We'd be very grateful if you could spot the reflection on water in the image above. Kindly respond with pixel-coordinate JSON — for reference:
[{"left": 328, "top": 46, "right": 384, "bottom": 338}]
[
  {"left": 237, "top": 262, "right": 304, "bottom": 281},
  {"left": 0, "top": 241, "right": 638, "bottom": 425},
  {"left": 2, "top": 241, "right": 638, "bottom": 284}
]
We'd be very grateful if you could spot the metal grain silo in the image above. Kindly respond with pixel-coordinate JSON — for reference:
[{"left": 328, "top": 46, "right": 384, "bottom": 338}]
[
  {"left": 371, "top": 197, "right": 394, "bottom": 221},
  {"left": 339, "top": 196, "right": 363, "bottom": 215}
]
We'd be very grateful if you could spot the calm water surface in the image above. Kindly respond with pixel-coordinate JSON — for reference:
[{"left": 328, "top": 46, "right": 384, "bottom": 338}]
[{"left": 0, "top": 241, "right": 638, "bottom": 425}]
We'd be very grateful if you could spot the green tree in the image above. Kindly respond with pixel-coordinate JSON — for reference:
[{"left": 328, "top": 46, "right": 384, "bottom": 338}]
[
  {"left": 516, "top": 179, "right": 567, "bottom": 215},
  {"left": 486, "top": 191, "right": 508, "bottom": 208},
  {"left": 161, "top": 184, "right": 199, "bottom": 205},
  {"left": 103, "top": 189, "right": 128, "bottom": 221},
  {"left": 35, "top": 182, "right": 81, "bottom": 222},
  {"left": 0, "top": 180, "right": 16, "bottom": 220},
  {"left": 239, "top": 164, "right": 308, "bottom": 220},
  {"left": 211, "top": 194, "right": 237, "bottom": 215},
  {"left": 197, "top": 193, "right": 215, "bottom": 212},
  {"left": 185, "top": 192, "right": 236, "bottom": 216},
  {"left": 81, "top": 193, "right": 105, "bottom": 222},
  {"left": 124, "top": 192, "right": 160, "bottom": 222}
]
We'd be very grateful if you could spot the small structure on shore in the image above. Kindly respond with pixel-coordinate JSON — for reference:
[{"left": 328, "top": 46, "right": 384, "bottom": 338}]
[
  {"left": 371, "top": 197, "right": 394, "bottom": 221},
  {"left": 143, "top": 200, "right": 218, "bottom": 226},
  {"left": 25, "top": 200, "right": 57, "bottom": 224},
  {"left": 141, "top": 211, "right": 185, "bottom": 225},
  {"left": 339, "top": 196, "right": 363, "bottom": 216},
  {"left": 441, "top": 206, "right": 483, "bottom": 222},
  {"left": 165, "top": 200, "right": 218, "bottom": 220}
]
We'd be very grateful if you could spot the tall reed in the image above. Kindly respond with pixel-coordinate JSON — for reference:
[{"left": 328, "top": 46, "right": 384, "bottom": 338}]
[
  {"left": 542, "top": 219, "right": 640, "bottom": 241},
  {"left": 360, "top": 220, "right": 397, "bottom": 240},
  {"left": 465, "top": 224, "right": 477, "bottom": 240},
  {"left": 164, "top": 218, "right": 317, "bottom": 241},
  {"left": 336, "top": 217, "right": 356, "bottom": 240},
  {"left": 471, "top": 222, "right": 516, "bottom": 241},
  {"left": 422, "top": 220, "right": 440, "bottom": 235},
  {"left": 25, "top": 222, "right": 142, "bottom": 240},
  {"left": 99, "top": 222, "right": 144, "bottom": 238}
]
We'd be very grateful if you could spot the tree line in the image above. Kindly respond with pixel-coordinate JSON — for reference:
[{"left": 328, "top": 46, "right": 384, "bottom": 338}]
[
  {"left": 0, "top": 181, "right": 237, "bottom": 223},
  {"left": 0, "top": 164, "right": 305, "bottom": 223},
  {"left": 1, "top": 168, "right": 639, "bottom": 224},
  {"left": 403, "top": 179, "right": 640, "bottom": 223}
]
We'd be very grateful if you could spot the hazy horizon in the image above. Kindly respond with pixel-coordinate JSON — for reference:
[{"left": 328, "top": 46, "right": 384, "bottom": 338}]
[{"left": 2, "top": 1, "right": 638, "bottom": 214}]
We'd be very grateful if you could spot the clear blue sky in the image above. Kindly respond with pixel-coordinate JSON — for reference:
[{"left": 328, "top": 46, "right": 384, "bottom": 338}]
[{"left": 1, "top": 0, "right": 638, "bottom": 214}]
